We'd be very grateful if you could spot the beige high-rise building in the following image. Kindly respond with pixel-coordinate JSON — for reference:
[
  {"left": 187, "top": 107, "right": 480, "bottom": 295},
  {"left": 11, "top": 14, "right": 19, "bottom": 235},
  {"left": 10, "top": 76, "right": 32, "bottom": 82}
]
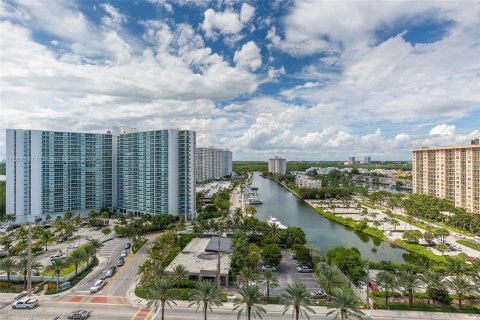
[
  {"left": 268, "top": 156, "right": 287, "bottom": 175},
  {"left": 412, "top": 141, "right": 480, "bottom": 213}
]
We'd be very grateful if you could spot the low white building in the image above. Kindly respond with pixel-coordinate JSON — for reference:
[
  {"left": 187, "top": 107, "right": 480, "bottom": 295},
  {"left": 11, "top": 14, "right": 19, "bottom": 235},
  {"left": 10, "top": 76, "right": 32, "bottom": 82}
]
[{"left": 296, "top": 175, "right": 322, "bottom": 189}]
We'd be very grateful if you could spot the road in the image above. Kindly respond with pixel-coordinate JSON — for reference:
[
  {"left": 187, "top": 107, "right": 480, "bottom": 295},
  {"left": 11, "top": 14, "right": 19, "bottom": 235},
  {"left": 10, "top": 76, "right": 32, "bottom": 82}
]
[{"left": 2, "top": 300, "right": 477, "bottom": 320}]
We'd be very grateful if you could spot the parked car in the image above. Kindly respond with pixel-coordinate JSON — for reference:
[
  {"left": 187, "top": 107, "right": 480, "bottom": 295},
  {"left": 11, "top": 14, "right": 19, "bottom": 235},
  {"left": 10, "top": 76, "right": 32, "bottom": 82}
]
[
  {"left": 50, "top": 255, "right": 64, "bottom": 262},
  {"left": 121, "top": 250, "right": 128, "bottom": 258},
  {"left": 12, "top": 298, "right": 39, "bottom": 309},
  {"left": 297, "top": 265, "right": 313, "bottom": 273},
  {"left": 67, "top": 243, "right": 79, "bottom": 249},
  {"left": 261, "top": 265, "right": 276, "bottom": 272},
  {"left": 105, "top": 266, "right": 117, "bottom": 278},
  {"left": 124, "top": 242, "right": 131, "bottom": 250},
  {"left": 90, "top": 279, "right": 106, "bottom": 293},
  {"left": 68, "top": 310, "right": 92, "bottom": 319},
  {"left": 368, "top": 282, "right": 379, "bottom": 291},
  {"left": 56, "top": 238, "right": 64, "bottom": 244},
  {"left": 116, "top": 257, "right": 125, "bottom": 267},
  {"left": 310, "top": 289, "right": 325, "bottom": 297},
  {"left": 358, "top": 281, "right": 367, "bottom": 290},
  {"left": 384, "top": 231, "right": 393, "bottom": 236}
]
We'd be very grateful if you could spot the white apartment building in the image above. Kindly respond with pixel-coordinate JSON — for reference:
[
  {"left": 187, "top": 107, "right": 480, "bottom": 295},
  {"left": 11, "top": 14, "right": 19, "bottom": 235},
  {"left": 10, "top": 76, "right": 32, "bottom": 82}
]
[
  {"left": 195, "top": 147, "right": 232, "bottom": 182},
  {"left": 412, "top": 142, "right": 480, "bottom": 213},
  {"left": 268, "top": 156, "right": 286, "bottom": 175},
  {"left": 6, "top": 127, "right": 197, "bottom": 223},
  {"left": 296, "top": 175, "right": 322, "bottom": 189}
]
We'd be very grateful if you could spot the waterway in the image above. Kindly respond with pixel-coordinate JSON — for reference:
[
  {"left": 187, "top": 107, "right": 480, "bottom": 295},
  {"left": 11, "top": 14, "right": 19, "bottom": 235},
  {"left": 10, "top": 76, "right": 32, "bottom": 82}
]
[{"left": 251, "top": 172, "right": 411, "bottom": 263}]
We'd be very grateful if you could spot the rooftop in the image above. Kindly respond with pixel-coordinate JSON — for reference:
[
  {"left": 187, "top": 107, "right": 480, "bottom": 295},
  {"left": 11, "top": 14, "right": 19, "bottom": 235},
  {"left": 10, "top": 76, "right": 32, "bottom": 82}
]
[
  {"left": 166, "top": 238, "right": 232, "bottom": 276},
  {"left": 412, "top": 145, "right": 480, "bottom": 151}
]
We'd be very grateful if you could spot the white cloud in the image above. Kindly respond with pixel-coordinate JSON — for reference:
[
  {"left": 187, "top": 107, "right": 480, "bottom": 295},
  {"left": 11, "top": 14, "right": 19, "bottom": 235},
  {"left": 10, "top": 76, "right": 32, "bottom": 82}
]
[
  {"left": 240, "top": 3, "right": 255, "bottom": 23},
  {"left": 202, "top": 8, "right": 243, "bottom": 38},
  {"left": 101, "top": 3, "right": 127, "bottom": 30},
  {"left": 429, "top": 124, "right": 456, "bottom": 136},
  {"left": 233, "top": 41, "right": 262, "bottom": 71}
]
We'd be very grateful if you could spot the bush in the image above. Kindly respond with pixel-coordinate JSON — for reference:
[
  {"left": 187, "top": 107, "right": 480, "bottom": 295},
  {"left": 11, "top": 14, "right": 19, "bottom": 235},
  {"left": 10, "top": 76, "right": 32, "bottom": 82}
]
[
  {"left": 326, "top": 246, "right": 366, "bottom": 281},
  {"left": 428, "top": 288, "right": 451, "bottom": 305},
  {"left": 261, "top": 244, "right": 282, "bottom": 266},
  {"left": 132, "top": 238, "right": 147, "bottom": 254}
]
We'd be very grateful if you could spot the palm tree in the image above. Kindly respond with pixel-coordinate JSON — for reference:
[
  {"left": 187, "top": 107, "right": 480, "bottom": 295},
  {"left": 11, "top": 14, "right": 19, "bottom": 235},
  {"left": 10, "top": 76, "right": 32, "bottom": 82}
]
[
  {"left": 318, "top": 264, "right": 340, "bottom": 295},
  {"left": 147, "top": 278, "right": 177, "bottom": 320},
  {"left": 45, "top": 259, "right": 71, "bottom": 292},
  {"left": 16, "top": 256, "right": 42, "bottom": 289},
  {"left": 237, "top": 266, "right": 256, "bottom": 287},
  {"left": 0, "top": 236, "right": 12, "bottom": 252},
  {"left": 169, "top": 264, "right": 189, "bottom": 288},
  {"left": 189, "top": 280, "right": 223, "bottom": 320},
  {"left": 282, "top": 282, "right": 316, "bottom": 320},
  {"left": 375, "top": 271, "right": 397, "bottom": 309},
  {"left": 413, "top": 255, "right": 432, "bottom": 273},
  {"left": 445, "top": 255, "right": 468, "bottom": 276},
  {"left": 89, "top": 239, "right": 103, "bottom": 250},
  {"left": 262, "top": 269, "right": 279, "bottom": 301},
  {"left": 326, "top": 288, "right": 365, "bottom": 320},
  {"left": 448, "top": 276, "right": 474, "bottom": 308},
  {"left": 83, "top": 244, "right": 97, "bottom": 266},
  {"left": 40, "top": 230, "right": 55, "bottom": 250},
  {"left": 390, "top": 218, "right": 400, "bottom": 231},
  {"left": 421, "top": 270, "right": 444, "bottom": 305},
  {"left": 397, "top": 270, "right": 421, "bottom": 306},
  {"left": 69, "top": 250, "right": 86, "bottom": 276},
  {"left": 435, "top": 243, "right": 449, "bottom": 255},
  {"left": 64, "top": 211, "right": 73, "bottom": 222},
  {"left": 0, "top": 258, "right": 17, "bottom": 288},
  {"left": 233, "top": 283, "right": 266, "bottom": 320},
  {"left": 102, "top": 227, "right": 112, "bottom": 237}
]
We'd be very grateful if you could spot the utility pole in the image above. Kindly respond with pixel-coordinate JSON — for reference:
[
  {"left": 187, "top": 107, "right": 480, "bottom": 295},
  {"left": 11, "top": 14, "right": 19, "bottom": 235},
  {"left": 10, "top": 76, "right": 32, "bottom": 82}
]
[
  {"left": 365, "top": 259, "right": 370, "bottom": 309},
  {"left": 27, "top": 221, "right": 32, "bottom": 296}
]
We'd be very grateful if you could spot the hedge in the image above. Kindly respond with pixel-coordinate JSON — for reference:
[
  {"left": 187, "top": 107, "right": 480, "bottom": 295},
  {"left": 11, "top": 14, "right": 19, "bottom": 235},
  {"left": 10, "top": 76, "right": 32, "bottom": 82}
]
[
  {"left": 456, "top": 240, "right": 480, "bottom": 252},
  {"left": 45, "top": 257, "right": 98, "bottom": 295},
  {"left": 393, "top": 239, "right": 445, "bottom": 263},
  {"left": 132, "top": 238, "right": 147, "bottom": 254}
]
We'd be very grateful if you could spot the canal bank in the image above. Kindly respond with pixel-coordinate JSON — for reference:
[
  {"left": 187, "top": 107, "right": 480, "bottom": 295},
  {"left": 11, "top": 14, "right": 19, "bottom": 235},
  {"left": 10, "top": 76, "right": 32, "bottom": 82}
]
[{"left": 251, "top": 172, "right": 411, "bottom": 263}]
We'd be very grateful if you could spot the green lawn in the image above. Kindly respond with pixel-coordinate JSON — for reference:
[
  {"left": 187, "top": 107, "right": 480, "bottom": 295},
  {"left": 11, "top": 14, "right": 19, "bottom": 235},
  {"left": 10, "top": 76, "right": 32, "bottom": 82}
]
[
  {"left": 457, "top": 239, "right": 480, "bottom": 252},
  {"left": 372, "top": 296, "right": 480, "bottom": 313}
]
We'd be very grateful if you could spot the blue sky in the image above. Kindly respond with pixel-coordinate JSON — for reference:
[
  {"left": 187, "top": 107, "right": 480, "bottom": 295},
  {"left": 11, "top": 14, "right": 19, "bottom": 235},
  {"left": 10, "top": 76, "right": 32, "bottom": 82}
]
[{"left": 0, "top": 0, "right": 479, "bottom": 160}]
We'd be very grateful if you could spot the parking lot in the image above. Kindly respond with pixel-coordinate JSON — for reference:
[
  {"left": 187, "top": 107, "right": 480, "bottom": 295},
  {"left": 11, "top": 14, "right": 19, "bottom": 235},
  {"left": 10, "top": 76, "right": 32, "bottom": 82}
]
[{"left": 269, "top": 250, "right": 322, "bottom": 297}]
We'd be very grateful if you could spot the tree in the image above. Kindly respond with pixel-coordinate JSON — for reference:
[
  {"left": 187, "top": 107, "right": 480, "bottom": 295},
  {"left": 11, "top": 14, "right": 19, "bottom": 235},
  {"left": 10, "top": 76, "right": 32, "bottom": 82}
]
[
  {"left": 69, "top": 250, "right": 86, "bottom": 276},
  {"left": 448, "top": 276, "right": 474, "bottom": 308},
  {"left": 398, "top": 270, "right": 421, "bottom": 307},
  {"left": 402, "top": 230, "right": 423, "bottom": 244},
  {"left": 423, "top": 231, "right": 435, "bottom": 243},
  {"left": 421, "top": 270, "right": 444, "bottom": 305},
  {"left": 445, "top": 255, "right": 468, "bottom": 276},
  {"left": 246, "top": 243, "right": 260, "bottom": 271},
  {"left": 189, "top": 281, "right": 223, "bottom": 320},
  {"left": 45, "top": 213, "right": 52, "bottom": 223},
  {"left": 102, "top": 227, "right": 112, "bottom": 237},
  {"left": 16, "top": 257, "right": 42, "bottom": 289},
  {"left": 293, "top": 244, "right": 313, "bottom": 265},
  {"left": 282, "top": 282, "right": 316, "bottom": 320},
  {"left": 262, "top": 269, "right": 279, "bottom": 301},
  {"left": 237, "top": 266, "right": 256, "bottom": 287},
  {"left": 435, "top": 243, "right": 449, "bottom": 256},
  {"left": 84, "top": 244, "right": 98, "bottom": 266},
  {"left": 169, "top": 264, "right": 189, "bottom": 288},
  {"left": 286, "top": 226, "right": 306, "bottom": 247},
  {"left": 147, "top": 279, "right": 177, "bottom": 320},
  {"left": 45, "top": 259, "right": 71, "bottom": 292},
  {"left": 0, "top": 258, "right": 17, "bottom": 288},
  {"left": 413, "top": 255, "right": 432, "bottom": 273},
  {"left": 326, "top": 247, "right": 366, "bottom": 281},
  {"left": 376, "top": 271, "right": 397, "bottom": 309},
  {"left": 233, "top": 284, "right": 266, "bottom": 320},
  {"left": 0, "top": 236, "right": 12, "bottom": 252},
  {"left": 318, "top": 264, "right": 341, "bottom": 295},
  {"left": 326, "top": 288, "right": 365, "bottom": 320},
  {"left": 64, "top": 211, "right": 73, "bottom": 222},
  {"left": 434, "top": 228, "right": 450, "bottom": 244},
  {"left": 390, "top": 218, "right": 400, "bottom": 231},
  {"left": 261, "top": 244, "right": 282, "bottom": 267},
  {"left": 40, "top": 230, "right": 55, "bottom": 250}
]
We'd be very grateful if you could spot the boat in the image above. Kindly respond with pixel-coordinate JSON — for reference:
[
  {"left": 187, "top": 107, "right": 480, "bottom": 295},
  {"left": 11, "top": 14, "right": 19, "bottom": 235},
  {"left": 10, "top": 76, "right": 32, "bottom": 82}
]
[
  {"left": 246, "top": 197, "right": 263, "bottom": 204},
  {"left": 266, "top": 216, "right": 287, "bottom": 229}
]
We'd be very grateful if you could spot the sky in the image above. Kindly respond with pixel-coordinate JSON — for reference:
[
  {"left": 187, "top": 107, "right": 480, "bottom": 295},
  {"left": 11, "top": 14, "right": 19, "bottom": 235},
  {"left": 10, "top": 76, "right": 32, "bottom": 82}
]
[{"left": 0, "top": 0, "right": 479, "bottom": 161}]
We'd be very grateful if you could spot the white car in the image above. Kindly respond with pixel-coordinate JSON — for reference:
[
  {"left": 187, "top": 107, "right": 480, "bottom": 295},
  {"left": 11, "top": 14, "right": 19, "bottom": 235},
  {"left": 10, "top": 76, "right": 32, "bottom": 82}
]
[
  {"left": 90, "top": 279, "right": 106, "bottom": 293},
  {"left": 310, "top": 289, "right": 325, "bottom": 297},
  {"left": 385, "top": 231, "right": 393, "bottom": 236},
  {"left": 50, "top": 254, "right": 65, "bottom": 261},
  {"left": 358, "top": 281, "right": 367, "bottom": 290},
  {"left": 67, "top": 243, "right": 79, "bottom": 249},
  {"left": 261, "top": 265, "right": 276, "bottom": 272},
  {"left": 121, "top": 250, "right": 128, "bottom": 257},
  {"left": 12, "top": 298, "right": 39, "bottom": 309}
]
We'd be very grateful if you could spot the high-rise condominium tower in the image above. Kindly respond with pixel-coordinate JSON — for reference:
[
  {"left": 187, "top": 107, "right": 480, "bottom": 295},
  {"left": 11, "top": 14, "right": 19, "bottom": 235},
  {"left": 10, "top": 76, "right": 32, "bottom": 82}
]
[
  {"left": 195, "top": 147, "right": 232, "bottom": 182},
  {"left": 268, "top": 156, "right": 286, "bottom": 175},
  {"left": 6, "top": 129, "right": 113, "bottom": 224},
  {"left": 412, "top": 141, "right": 480, "bottom": 213},
  {"left": 6, "top": 127, "right": 196, "bottom": 223}
]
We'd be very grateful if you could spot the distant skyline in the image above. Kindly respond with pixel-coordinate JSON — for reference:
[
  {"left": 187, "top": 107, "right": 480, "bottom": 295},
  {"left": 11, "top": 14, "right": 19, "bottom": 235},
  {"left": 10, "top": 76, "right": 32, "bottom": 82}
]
[{"left": 1, "top": 0, "right": 479, "bottom": 161}]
